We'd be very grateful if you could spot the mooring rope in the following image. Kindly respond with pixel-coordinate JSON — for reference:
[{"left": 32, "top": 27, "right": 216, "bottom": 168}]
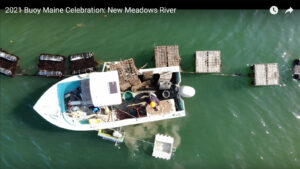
[
  {"left": 105, "top": 128, "right": 154, "bottom": 146},
  {"left": 138, "top": 57, "right": 154, "bottom": 69},
  {"left": 139, "top": 62, "right": 148, "bottom": 69},
  {"left": 13, "top": 71, "right": 250, "bottom": 78},
  {"left": 14, "top": 73, "right": 73, "bottom": 78},
  {"left": 180, "top": 71, "right": 250, "bottom": 77},
  {"left": 20, "top": 65, "right": 38, "bottom": 73},
  {"left": 125, "top": 136, "right": 154, "bottom": 146}
]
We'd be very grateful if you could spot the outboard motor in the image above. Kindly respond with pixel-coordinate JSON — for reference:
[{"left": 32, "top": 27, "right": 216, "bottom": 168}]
[{"left": 179, "top": 86, "right": 195, "bottom": 98}]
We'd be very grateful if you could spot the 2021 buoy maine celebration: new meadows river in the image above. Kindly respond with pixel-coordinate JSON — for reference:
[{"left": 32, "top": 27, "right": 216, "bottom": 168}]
[{"left": 21, "top": 7, "right": 176, "bottom": 14}]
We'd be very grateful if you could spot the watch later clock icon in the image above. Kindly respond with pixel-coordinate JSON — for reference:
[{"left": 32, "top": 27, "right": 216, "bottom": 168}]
[{"left": 270, "top": 6, "right": 279, "bottom": 15}]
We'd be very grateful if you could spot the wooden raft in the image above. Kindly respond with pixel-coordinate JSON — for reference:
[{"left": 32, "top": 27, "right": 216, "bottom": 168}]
[
  {"left": 154, "top": 45, "right": 180, "bottom": 68},
  {"left": 38, "top": 54, "right": 65, "bottom": 77},
  {"left": 195, "top": 51, "right": 221, "bottom": 73},
  {"left": 69, "top": 52, "right": 98, "bottom": 75},
  {"left": 253, "top": 63, "right": 279, "bottom": 86},
  {"left": 0, "top": 49, "right": 20, "bottom": 77}
]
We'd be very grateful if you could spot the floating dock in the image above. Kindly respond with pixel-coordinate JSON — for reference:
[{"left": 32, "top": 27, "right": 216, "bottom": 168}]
[
  {"left": 38, "top": 54, "right": 65, "bottom": 77},
  {"left": 0, "top": 49, "right": 19, "bottom": 77},
  {"left": 69, "top": 52, "right": 98, "bottom": 75},
  {"left": 195, "top": 51, "right": 221, "bottom": 73},
  {"left": 252, "top": 63, "right": 279, "bottom": 86},
  {"left": 154, "top": 45, "right": 180, "bottom": 68}
]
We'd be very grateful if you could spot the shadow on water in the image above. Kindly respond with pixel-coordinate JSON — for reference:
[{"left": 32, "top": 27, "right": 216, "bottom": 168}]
[
  {"left": 220, "top": 66, "right": 253, "bottom": 91},
  {"left": 10, "top": 79, "right": 103, "bottom": 145},
  {"left": 12, "top": 80, "right": 64, "bottom": 132},
  {"left": 180, "top": 53, "right": 195, "bottom": 72},
  {"left": 8, "top": 78, "right": 141, "bottom": 146},
  {"left": 144, "top": 141, "right": 155, "bottom": 156},
  {"left": 181, "top": 65, "right": 254, "bottom": 93}
]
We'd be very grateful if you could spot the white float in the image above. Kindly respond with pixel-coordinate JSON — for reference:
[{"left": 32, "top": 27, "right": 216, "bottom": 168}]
[
  {"left": 152, "top": 134, "right": 174, "bottom": 160},
  {"left": 179, "top": 86, "right": 195, "bottom": 98}
]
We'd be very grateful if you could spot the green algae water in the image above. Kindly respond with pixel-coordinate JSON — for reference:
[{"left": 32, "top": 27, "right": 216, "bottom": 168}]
[{"left": 1, "top": 10, "right": 300, "bottom": 169}]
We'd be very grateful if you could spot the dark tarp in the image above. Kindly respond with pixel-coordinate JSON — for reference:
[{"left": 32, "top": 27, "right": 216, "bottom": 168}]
[{"left": 80, "top": 79, "right": 93, "bottom": 105}]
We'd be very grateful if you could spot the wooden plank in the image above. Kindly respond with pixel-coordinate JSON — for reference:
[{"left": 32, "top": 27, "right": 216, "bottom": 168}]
[
  {"left": 207, "top": 51, "right": 221, "bottom": 73},
  {"left": 266, "top": 63, "right": 279, "bottom": 85},
  {"left": 166, "top": 45, "right": 180, "bottom": 66},
  {"left": 166, "top": 46, "right": 173, "bottom": 66},
  {"left": 155, "top": 46, "right": 167, "bottom": 67},
  {"left": 195, "top": 51, "right": 208, "bottom": 73},
  {"left": 254, "top": 64, "right": 266, "bottom": 86}
]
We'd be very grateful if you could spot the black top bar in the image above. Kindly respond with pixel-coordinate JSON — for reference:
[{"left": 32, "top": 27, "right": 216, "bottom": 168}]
[{"left": 1, "top": 0, "right": 299, "bottom": 9}]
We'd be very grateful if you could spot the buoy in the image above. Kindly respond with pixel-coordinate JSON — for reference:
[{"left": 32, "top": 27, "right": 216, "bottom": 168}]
[{"left": 179, "top": 86, "right": 195, "bottom": 98}]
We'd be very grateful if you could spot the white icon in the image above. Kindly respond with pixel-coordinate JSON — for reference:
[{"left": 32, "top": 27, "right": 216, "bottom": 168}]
[
  {"left": 285, "top": 7, "right": 293, "bottom": 14},
  {"left": 270, "top": 6, "right": 279, "bottom": 15}
]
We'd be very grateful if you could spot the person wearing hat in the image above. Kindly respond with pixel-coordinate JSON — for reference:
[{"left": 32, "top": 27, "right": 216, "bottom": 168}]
[{"left": 148, "top": 93, "right": 160, "bottom": 111}]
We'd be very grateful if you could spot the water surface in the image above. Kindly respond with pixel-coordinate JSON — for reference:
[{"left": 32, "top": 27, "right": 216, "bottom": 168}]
[{"left": 1, "top": 10, "right": 300, "bottom": 169}]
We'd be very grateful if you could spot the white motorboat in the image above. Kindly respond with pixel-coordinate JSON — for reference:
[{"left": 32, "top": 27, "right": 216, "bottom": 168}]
[{"left": 33, "top": 62, "right": 191, "bottom": 131}]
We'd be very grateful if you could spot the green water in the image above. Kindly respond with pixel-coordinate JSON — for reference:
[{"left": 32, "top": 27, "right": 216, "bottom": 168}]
[{"left": 1, "top": 10, "right": 300, "bottom": 169}]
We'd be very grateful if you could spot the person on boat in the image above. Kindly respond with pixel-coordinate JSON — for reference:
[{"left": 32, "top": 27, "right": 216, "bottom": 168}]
[{"left": 147, "top": 93, "right": 160, "bottom": 111}]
